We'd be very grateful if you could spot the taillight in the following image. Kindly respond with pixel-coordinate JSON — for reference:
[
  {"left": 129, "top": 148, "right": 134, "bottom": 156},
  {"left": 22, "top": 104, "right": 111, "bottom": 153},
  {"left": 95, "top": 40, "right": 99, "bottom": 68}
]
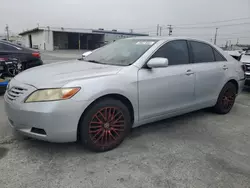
[
  {"left": 0, "top": 57, "right": 8, "bottom": 61},
  {"left": 32, "top": 52, "right": 40, "bottom": 58}
]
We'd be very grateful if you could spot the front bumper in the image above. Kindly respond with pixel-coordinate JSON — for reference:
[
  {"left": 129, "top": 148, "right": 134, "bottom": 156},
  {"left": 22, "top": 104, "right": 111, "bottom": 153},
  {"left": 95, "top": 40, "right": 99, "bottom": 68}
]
[
  {"left": 245, "top": 72, "right": 250, "bottom": 86},
  {"left": 26, "top": 59, "right": 43, "bottom": 69},
  {"left": 4, "top": 94, "right": 89, "bottom": 143}
]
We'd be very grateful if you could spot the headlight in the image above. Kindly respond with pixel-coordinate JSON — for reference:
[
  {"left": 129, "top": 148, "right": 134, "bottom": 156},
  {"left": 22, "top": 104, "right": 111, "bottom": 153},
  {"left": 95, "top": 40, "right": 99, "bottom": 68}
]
[
  {"left": 6, "top": 83, "right": 10, "bottom": 90},
  {"left": 25, "top": 87, "right": 80, "bottom": 103}
]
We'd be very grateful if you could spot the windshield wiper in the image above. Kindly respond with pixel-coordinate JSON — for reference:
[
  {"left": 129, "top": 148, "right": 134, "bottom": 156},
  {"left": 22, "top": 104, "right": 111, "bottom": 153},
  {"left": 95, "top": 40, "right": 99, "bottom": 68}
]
[{"left": 86, "top": 60, "right": 104, "bottom": 64}]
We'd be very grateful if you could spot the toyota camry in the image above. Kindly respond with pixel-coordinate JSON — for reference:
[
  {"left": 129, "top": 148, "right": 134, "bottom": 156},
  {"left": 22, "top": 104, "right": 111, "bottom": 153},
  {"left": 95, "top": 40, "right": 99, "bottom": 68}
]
[{"left": 4, "top": 37, "right": 245, "bottom": 152}]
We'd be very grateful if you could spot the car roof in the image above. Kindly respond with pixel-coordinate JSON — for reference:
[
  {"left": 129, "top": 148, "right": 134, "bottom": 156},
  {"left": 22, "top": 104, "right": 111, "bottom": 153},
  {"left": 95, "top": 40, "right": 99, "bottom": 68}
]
[
  {"left": 0, "top": 40, "right": 23, "bottom": 48},
  {"left": 125, "top": 36, "right": 211, "bottom": 42},
  {"left": 0, "top": 40, "right": 37, "bottom": 52}
]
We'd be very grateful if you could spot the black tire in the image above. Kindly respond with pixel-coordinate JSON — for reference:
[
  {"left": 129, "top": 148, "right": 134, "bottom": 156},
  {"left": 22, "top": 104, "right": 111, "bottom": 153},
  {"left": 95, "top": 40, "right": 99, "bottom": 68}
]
[
  {"left": 79, "top": 98, "right": 131, "bottom": 152},
  {"left": 213, "top": 82, "right": 237, "bottom": 114}
]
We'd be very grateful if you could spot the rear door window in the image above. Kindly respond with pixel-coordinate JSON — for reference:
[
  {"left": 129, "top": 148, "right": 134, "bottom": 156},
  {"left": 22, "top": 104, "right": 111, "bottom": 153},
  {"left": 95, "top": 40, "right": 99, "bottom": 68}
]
[
  {"left": 0, "top": 43, "right": 19, "bottom": 51},
  {"left": 0, "top": 43, "right": 5, "bottom": 50},
  {"left": 190, "top": 41, "right": 215, "bottom": 63}
]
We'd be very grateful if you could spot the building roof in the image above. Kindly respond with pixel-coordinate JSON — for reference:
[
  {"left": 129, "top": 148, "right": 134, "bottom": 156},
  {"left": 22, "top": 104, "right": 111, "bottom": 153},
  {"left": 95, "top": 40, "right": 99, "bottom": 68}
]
[
  {"left": 92, "top": 29, "right": 148, "bottom": 36},
  {"left": 19, "top": 27, "right": 42, "bottom": 35},
  {"left": 19, "top": 27, "right": 148, "bottom": 36}
]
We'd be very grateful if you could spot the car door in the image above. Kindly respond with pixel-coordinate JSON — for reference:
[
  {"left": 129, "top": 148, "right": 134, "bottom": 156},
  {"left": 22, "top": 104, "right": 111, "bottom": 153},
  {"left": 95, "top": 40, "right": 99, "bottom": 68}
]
[
  {"left": 188, "top": 41, "right": 228, "bottom": 105},
  {"left": 138, "top": 40, "right": 195, "bottom": 120}
]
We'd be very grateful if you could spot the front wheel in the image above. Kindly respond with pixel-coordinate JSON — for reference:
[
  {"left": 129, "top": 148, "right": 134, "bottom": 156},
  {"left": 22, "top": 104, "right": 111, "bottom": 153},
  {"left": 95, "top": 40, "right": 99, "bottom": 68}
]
[
  {"left": 79, "top": 99, "right": 131, "bottom": 152},
  {"left": 213, "top": 82, "right": 237, "bottom": 114}
]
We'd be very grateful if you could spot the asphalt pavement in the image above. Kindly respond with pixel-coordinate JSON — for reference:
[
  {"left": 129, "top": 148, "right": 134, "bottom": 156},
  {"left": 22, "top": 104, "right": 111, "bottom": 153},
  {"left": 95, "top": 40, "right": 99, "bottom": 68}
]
[{"left": 0, "top": 51, "right": 250, "bottom": 188}]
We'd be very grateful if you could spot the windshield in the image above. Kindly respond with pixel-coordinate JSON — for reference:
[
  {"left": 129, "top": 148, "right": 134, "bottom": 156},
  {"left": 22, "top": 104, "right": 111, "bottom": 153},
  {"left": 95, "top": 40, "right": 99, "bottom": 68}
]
[{"left": 84, "top": 39, "right": 158, "bottom": 66}]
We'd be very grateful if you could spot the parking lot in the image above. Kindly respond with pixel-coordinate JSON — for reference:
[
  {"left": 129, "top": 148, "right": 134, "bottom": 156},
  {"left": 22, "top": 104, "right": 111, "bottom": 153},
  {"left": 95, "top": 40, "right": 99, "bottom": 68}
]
[{"left": 0, "top": 51, "right": 250, "bottom": 188}]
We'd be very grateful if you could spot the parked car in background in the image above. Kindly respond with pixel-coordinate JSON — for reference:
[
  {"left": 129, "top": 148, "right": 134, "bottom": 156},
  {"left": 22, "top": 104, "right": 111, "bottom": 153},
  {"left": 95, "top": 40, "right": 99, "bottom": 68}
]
[
  {"left": 0, "top": 78, "right": 8, "bottom": 94},
  {"left": 225, "top": 50, "right": 242, "bottom": 61},
  {"left": 4, "top": 37, "right": 245, "bottom": 152},
  {"left": 0, "top": 40, "right": 43, "bottom": 78},
  {"left": 240, "top": 50, "right": 250, "bottom": 86}
]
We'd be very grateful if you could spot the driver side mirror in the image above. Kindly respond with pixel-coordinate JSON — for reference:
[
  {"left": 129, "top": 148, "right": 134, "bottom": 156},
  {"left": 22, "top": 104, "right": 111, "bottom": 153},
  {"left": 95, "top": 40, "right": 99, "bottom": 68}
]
[
  {"left": 82, "top": 51, "right": 93, "bottom": 58},
  {"left": 147, "top": 57, "right": 169, "bottom": 68}
]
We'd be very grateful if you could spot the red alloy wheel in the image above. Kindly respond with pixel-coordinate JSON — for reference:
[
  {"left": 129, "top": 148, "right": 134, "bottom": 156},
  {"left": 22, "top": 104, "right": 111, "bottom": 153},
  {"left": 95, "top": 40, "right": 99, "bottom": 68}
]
[
  {"left": 221, "top": 89, "right": 235, "bottom": 110},
  {"left": 88, "top": 107, "right": 125, "bottom": 147}
]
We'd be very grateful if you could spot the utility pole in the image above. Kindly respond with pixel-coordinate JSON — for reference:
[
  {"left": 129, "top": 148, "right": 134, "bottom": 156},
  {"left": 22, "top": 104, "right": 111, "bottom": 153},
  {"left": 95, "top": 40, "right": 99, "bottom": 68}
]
[
  {"left": 229, "top": 40, "right": 232, "bottom": 50},
  {"left": 237, "top": 38, "right": 239, "bottom": 45},
  {"left": 159, "top": 26, "right": 162, "bottom": 36},
  {"left": 78, "top": 33, "right": 81, "bottom": 50},
  {"left": 156, "top": 24, "right": 159, "bottom": 36},
  {"left": 214, "top": 27, "right": 218, "bottom": 45},
  {"left": 5, "top": 24, "right": 9, "bottom": 41},
  {"left": 167, "top": 25, "right": 173, "bottom": 36},
  {"left": 130, "top": 29, "right": 133, "bottom": 33}
]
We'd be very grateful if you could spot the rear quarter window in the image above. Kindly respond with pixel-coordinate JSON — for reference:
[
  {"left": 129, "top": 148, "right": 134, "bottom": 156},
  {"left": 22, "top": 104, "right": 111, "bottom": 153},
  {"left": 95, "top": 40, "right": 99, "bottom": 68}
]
[
  {"left": 0, "top": 43, "right": 19, "bottom": 51},
  {"left": 213, "top": 49, "right": 227, "bottom": 62}
]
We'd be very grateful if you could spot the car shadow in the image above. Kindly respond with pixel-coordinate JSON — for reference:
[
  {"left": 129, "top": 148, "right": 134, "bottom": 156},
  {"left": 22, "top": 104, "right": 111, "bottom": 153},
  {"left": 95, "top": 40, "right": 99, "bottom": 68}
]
[
  {"left": 243, "top": 87, "right": 250, "bottom": 92},
  {"left": 18, "top": 109, "right": 213, "bottom": 155}
]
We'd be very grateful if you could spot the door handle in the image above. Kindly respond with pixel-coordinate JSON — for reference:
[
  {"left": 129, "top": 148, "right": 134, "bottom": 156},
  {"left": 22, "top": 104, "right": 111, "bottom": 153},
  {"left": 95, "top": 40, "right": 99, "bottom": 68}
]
[
  {"left": 186, "top": 70, "right": 194, "bottom": 76},
  {"left": 223, "top": 65, "right": 228, "bottom": 70}
]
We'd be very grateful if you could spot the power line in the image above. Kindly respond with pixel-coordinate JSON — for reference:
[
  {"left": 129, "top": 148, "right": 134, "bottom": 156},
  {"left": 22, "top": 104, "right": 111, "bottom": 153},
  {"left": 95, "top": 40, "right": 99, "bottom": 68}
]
[
  {"left": 173, "top": 34, "right": 250, "bottom": 38},
  {"left": 174, "top": 17, "right": 250, "bottom": 27},
  {"left": 133, "top": 26, "right": 156, "bottom": 31},
  {"left": 173, "top": 22, "right": 250, "bottom": 29},
  {"left": 126, "top": 16, "right": 250, "bottom": 32},
  {"left": 139, "top": 30, "right": 158, "bottom": 34},
  {"left": 216, "top": 30, "right": 250, "bottom": 36},
  {"left": 184, "top": 30, "right": 250, "bottom": 36},
  {"left": 217, "top": 36, "right": 250, "bottom": 40}
]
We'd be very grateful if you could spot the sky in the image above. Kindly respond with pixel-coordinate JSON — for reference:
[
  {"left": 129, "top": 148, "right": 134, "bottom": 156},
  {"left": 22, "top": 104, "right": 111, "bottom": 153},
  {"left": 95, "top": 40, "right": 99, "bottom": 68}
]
[{"left": 0, "top": 0, "right": 250, "bottom": 46}]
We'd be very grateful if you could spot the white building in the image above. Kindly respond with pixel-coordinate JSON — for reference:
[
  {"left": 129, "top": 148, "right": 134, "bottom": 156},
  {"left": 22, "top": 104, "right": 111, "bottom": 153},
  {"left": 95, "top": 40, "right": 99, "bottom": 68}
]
[{"left": 19, "top": 27, "right": 149, "bottom": 51}]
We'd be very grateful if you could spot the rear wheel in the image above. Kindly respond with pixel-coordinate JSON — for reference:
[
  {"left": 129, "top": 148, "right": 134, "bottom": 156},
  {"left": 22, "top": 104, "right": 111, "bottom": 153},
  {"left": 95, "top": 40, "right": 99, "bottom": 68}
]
[
  {"left": 79, "top": 99, "right": 131, "bottom": 152},
  {"left": 213, "top": 83, "right": 237, "bottom": 114}
]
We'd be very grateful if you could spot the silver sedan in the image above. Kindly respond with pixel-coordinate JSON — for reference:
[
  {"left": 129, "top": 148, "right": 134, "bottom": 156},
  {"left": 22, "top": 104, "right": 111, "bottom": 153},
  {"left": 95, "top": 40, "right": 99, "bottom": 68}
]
[{"left": 4, "top": 37, "right": 245, "bottom": 152}]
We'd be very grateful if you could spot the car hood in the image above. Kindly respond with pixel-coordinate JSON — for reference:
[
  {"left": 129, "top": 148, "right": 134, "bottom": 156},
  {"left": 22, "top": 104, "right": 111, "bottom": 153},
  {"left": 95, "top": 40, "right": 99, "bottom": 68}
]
[
  {"left": 14, "top": 60, "right": 122, "bottom": 88},
  {"left": 241, "top": 55, "right": 250, "bottom": 63}
]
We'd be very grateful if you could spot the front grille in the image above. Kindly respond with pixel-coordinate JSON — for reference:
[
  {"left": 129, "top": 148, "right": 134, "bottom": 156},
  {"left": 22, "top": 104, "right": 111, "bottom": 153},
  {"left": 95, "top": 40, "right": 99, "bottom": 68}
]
[
  {"left": 245, "top": 64, "right": 250, "bottom": 72},
  {"left": 7, "top": 86, "right": 27, "bottom": 101}
]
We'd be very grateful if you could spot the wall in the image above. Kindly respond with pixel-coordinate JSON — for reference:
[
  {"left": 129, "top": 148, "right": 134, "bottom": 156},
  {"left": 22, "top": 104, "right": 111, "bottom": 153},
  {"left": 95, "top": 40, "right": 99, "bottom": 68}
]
[
  {"left": 31, "top": 31, "right": 44, "bottom": 49},
  {"left": 21, "top": 31, "right": 45, "bottom": 50},
  {"left": 21, "top": 35, "right": 30, "bottom": 48},
  {"left": 43, "top": 30, "right": 54, "bottom": 50}
]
